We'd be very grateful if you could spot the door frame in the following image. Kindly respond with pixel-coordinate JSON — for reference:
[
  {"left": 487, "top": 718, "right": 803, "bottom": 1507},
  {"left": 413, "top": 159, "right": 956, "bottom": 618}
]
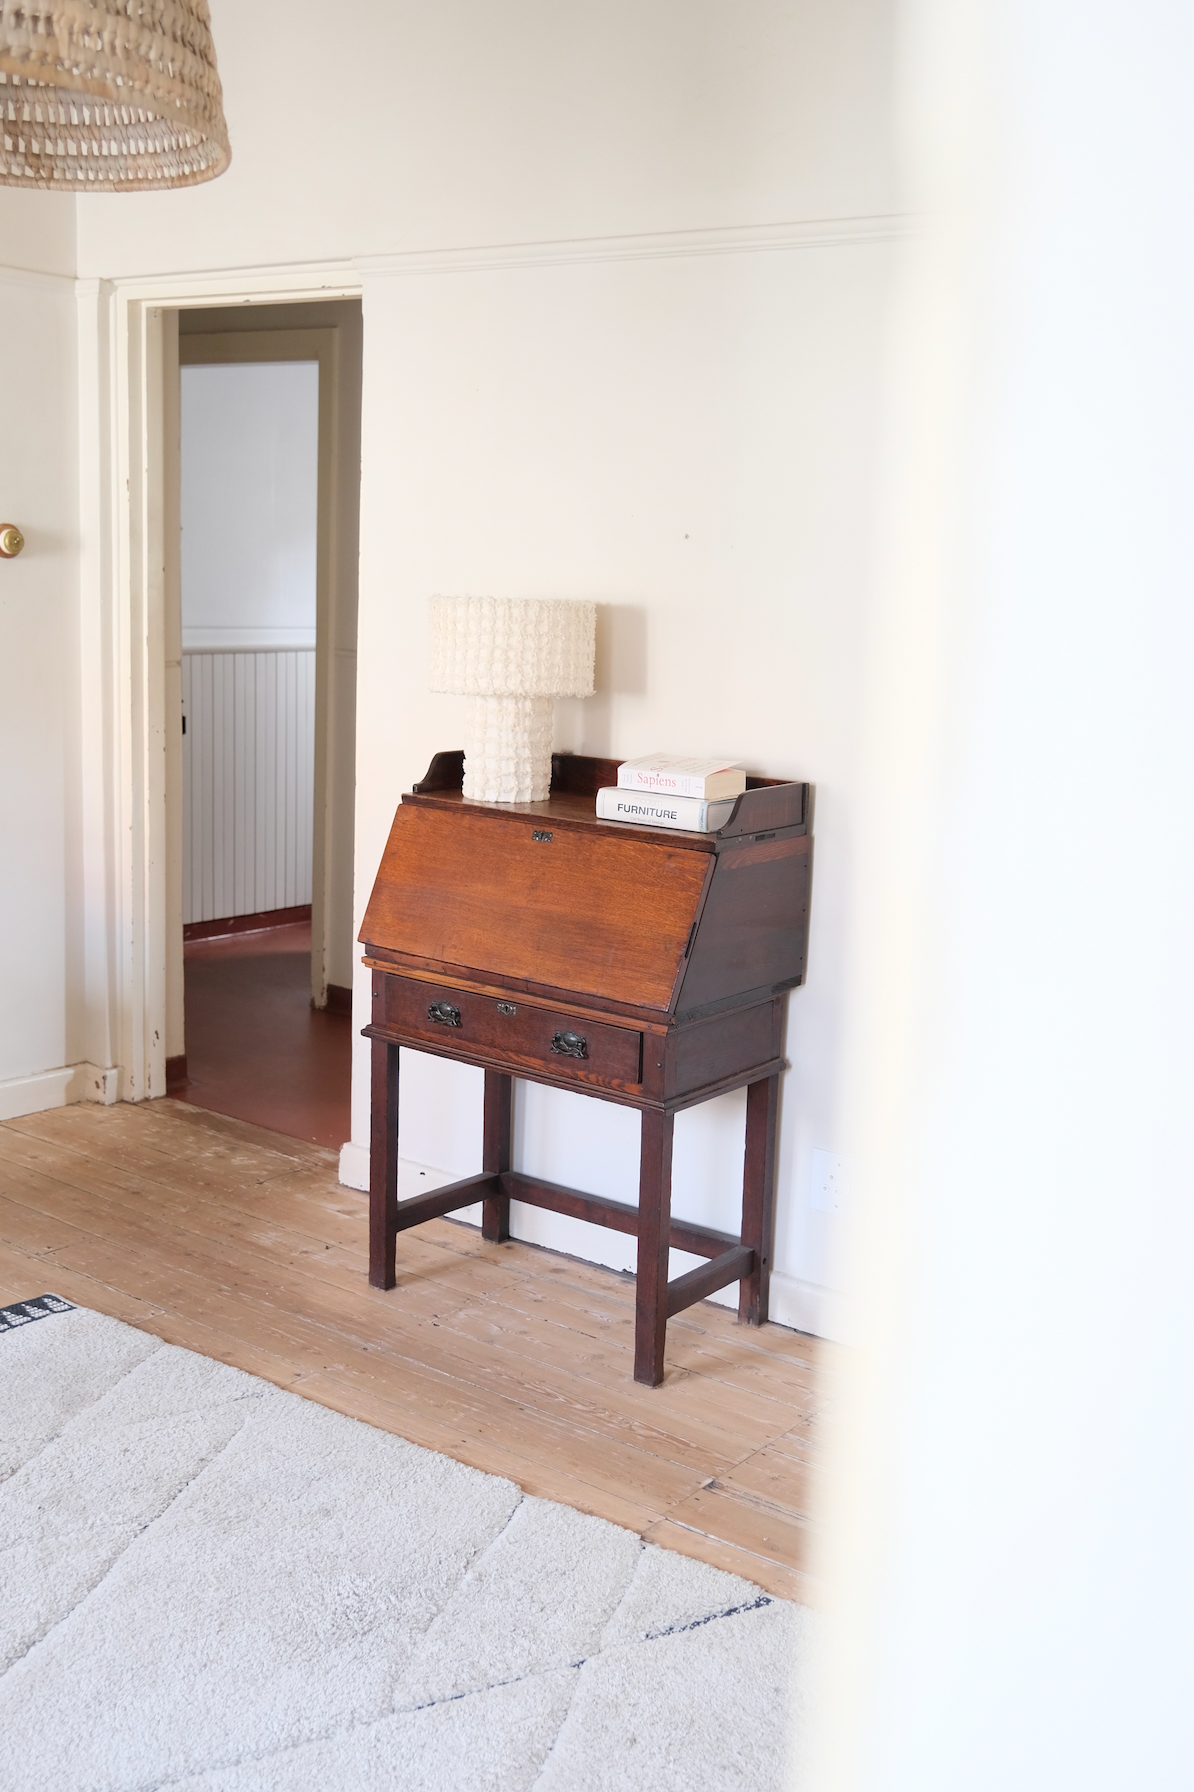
[{"left": 86, "top": 265, "right": 362, "bottom": 1103}]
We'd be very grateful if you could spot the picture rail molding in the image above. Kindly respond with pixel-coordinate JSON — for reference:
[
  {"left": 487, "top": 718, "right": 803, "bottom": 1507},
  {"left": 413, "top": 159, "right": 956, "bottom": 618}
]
[
  {"left": 65, "top": 211, "right": 914, "bottom": 306},
  {"left": 354, "top": 213, "right": 915, "bottom": 279}
]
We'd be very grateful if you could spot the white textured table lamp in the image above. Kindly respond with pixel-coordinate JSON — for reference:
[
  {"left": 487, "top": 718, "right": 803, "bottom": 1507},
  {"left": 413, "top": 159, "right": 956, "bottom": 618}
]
[{"left": 429, "top": 596, "right": 597, "bottom": 802}]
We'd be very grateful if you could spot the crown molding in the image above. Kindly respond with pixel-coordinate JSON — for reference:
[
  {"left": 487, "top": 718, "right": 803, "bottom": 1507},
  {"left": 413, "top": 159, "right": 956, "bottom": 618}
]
[{"left": 355, "top": 214, "right": 914, "bottom": 279}]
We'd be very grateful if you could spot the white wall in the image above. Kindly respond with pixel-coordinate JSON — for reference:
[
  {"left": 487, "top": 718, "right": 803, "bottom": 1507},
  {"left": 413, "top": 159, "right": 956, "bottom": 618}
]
[
  {"left": 812, "top": 0, "right": 1194, "bottom": 1786},
  {"left": 350, "top": 242, "right": 891, "bottom": 1326},
  {"left": 0, "top": 186, "right": 75, "bottom": 278},
  {"left": 0, "top": 194, "right": 89, "bottom": 1119},
  {"left": 74, "top": 0, "right": 896, "bottom": 277},
  {"left": 180, "top": 361, "right": 318, "bottom": 649},
  {"left": 62, "top": 0, "right": 898, "bottom": 1327}
]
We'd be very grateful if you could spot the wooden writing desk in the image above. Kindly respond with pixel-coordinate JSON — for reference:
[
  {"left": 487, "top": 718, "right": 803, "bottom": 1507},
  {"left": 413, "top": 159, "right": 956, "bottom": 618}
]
[{"left": 359, "top": 751, "right": 812, "bottom": 1385}]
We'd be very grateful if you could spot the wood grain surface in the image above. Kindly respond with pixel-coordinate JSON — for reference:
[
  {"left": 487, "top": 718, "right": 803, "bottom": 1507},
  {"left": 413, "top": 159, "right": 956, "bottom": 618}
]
[
  {"left": 360, "top": 803, "right": 712, "bottom": 1011},
  {"left": 377, "top": 974, "right": 644, "bottom": 1092},
  {"left": 0, "top": 1099, "right": 831, "bottom": 1603}
]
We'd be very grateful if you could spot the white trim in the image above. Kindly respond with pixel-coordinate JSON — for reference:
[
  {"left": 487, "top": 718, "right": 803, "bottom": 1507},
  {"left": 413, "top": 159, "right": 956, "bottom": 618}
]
[
  {"left": 78, "top": 281, "right": 171, "bottom": 1103},
  {"left": 0, "top": 1068, "right": 73, "bottom": 1121},
  {"left": 338, "top": 1146, "right": 459, "bottom": 1201},
  {"left": 91, "top": 276, "right": 365, "bottom": 1108},
  {"left": 181, "top": 638, "right": 317, "bottom": 653},
  {"left": 0, "top": 1063, "right": 118, "bottom": 1121},
  {"left": 0, "top": 261, "right": 76, "bottom": 294},
  {"left": 80, "top": 214, "right": 910, "bottom": 312},
  {"left": 69, "top": 1063, "right": 121, "bottom": 1106},
  {"left": 703, "top": 1269, "right": 853, "bottom": 1344},
  {"left": 97, "top": 261, "right": 361, "bottom": 305},
  {"left": 355, "top": 214, "right": 914, "bottom": 279},
  {"left": 338, "top": 1139, "right": 370, "bottom": 1191}
]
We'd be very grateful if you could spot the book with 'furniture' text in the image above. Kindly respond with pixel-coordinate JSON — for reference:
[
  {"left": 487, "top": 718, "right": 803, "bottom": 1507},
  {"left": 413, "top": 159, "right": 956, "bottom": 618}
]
[
  {"left": 617, "top": 754, "right": 746, "bottom": 801},
  {"left": 596, "top": 786, "right": 738, "bottom": 833}
]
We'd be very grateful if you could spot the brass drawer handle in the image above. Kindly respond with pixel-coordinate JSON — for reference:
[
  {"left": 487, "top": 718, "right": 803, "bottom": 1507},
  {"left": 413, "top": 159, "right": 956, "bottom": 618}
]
[
  {"left": 427, "top": 1000, "right": 461, "bottom": 1028},
  {"left": 550, "top": 1029, "right": 588, "bottom": 1059}
]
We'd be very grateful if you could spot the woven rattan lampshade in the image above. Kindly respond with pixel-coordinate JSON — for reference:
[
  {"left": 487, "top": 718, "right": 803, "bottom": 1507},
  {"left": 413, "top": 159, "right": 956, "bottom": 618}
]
[{"left": 0, "top": 0, "right": 229, "bottom": 190}]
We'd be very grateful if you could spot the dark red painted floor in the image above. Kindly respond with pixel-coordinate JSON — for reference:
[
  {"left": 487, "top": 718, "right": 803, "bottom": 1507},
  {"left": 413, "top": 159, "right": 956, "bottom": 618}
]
[{"left": 178, "top": 922, "right": 352, "bottom": 1149}]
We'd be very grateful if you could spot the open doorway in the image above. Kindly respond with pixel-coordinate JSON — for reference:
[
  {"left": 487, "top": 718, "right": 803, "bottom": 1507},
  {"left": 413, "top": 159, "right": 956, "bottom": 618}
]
[{"left": 163, "top": 300, "right": 363, "bottom": 1150}]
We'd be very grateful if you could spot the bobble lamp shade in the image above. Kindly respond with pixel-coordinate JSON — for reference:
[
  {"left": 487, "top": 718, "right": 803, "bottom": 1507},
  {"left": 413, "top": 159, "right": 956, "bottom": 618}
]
[
  {"left": 429, "top": 596, "right": 597, "bottom": 803},
  {"left": 0, "top": 0, "right": 230, "bottom": 190}
]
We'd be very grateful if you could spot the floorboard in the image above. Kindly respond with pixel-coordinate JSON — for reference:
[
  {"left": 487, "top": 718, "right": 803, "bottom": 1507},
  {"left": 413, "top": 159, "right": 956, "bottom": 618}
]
[
  {"left": 0, "top": 1099, "right": 832, "bottom": 1601},
  {"left": 178, "top": 920, "right": 352, "bottom": 1148}
]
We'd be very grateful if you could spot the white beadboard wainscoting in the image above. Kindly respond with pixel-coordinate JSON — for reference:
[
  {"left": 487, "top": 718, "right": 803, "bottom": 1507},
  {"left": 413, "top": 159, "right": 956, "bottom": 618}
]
[{"left": 181, "top": 648, "right": 316, "bottom": 925}]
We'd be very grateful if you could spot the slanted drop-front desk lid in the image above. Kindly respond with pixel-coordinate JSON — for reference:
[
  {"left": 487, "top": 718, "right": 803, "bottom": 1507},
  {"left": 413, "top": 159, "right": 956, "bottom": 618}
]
[{"left": 359, "top": 752, "right": 811, "bottom": 1020}]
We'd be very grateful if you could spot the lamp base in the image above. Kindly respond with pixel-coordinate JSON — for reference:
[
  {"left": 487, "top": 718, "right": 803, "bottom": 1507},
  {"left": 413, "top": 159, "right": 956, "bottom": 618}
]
[{"left": 463, "top": 695, "right": 554, "bottom": 802}]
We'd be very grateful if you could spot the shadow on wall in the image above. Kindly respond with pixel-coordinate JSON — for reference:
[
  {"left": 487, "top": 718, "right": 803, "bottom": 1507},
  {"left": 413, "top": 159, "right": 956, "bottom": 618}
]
[{"left": 557, "top": 603, "right": 648, "bottom": 755}]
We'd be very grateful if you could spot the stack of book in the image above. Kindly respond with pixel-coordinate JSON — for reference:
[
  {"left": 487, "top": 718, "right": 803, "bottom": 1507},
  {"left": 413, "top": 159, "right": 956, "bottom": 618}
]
[{"left": 596, "top": 754, "right": 747, "bottom": 832}]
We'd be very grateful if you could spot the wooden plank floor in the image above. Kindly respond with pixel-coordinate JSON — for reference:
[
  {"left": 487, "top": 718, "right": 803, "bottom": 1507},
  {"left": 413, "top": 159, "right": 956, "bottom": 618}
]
[{"left": 0, "top": 1098, "right": 830, "bottom": 1602}]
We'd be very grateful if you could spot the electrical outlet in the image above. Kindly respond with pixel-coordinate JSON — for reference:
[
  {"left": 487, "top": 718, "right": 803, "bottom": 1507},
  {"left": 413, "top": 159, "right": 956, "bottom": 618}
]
[{"left": 810, "top": 1148, "right": 844, "bottom": 1215}]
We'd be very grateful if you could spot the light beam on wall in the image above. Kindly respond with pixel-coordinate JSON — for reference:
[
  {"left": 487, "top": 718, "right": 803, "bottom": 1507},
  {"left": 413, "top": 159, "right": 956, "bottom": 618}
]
[{"left": 0, "top": 0, "right": 229, "bottom": 190}]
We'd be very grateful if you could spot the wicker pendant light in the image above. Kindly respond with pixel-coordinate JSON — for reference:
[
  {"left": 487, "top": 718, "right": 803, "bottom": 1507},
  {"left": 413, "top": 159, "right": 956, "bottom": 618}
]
[{"left": 0, "top": 0, "right": 229, "bottom": 190}]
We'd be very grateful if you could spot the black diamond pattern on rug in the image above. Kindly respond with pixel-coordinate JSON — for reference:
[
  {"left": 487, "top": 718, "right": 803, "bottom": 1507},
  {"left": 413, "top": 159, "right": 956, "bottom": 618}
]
[{"left": 0, "top": 1295, "right": 74, "bottom": 1335}]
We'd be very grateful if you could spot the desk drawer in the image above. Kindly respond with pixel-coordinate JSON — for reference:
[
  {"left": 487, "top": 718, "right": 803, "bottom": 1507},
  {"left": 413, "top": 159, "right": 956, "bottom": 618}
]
[{"left": 377, "top": 976, "right": 643, "bottom": 1091}]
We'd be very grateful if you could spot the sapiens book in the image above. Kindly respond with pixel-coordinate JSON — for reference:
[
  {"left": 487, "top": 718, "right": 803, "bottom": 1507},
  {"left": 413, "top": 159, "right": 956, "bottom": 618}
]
[
  {"left": 616, "top": 754, "right": 747, "bottom": 801},
  {"left": 596, "top": 786, "right": 738, "bottom": 833}
]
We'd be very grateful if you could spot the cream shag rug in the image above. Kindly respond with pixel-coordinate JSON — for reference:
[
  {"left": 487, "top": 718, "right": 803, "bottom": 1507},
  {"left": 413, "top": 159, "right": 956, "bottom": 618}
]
[{"left": 0, "top": 1297, "right": 812, "bottom": 1791}]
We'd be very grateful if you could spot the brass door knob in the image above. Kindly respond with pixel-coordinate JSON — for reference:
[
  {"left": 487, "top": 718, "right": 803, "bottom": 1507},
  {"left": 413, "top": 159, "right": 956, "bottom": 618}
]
[{"left": 0, "top": 525, "right": 24, "bottom": 558}]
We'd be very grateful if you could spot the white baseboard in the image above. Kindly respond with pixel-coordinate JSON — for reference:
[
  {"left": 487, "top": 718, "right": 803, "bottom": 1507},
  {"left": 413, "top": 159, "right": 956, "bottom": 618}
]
[
  {"left": 338, "top": 1140, "right": 369, "bottom": 1191},
  {"left": 338, "top": 1143, "right": 471, "bottom": 1202},
  {"left": 675, "top": 1270, "right": 851, "bottom": 1341},
  {"left": 337, "top": 1141, "right": 850, "bottom": 1341},
  {"left": 0, "top": 1062, "right": 122, "bottom": 1122},
  {"left": 68, "top": 1063, "right": 120, "bottom": 1106},
  {"left": 751, "top": 1271, "right": 853, "bottom": 1343},
  {"left": 0, "top": 1067, "right": 74, "bottom": 1121}
]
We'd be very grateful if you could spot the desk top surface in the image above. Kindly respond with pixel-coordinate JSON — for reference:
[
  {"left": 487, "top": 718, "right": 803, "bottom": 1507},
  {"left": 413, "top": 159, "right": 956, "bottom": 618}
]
[{"left": 404, "top": 751, "right": 807, "bottom": 846}]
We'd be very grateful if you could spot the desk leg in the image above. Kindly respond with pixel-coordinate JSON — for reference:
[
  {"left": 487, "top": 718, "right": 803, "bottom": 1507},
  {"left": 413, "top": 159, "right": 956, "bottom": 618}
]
[
  {"left": 482, "top": 1071, "right": 512, "bottom": 1242},
  {"left": 369, "top": 1038, "right": 399, "bottom": 1289},
  {"left": 635, "top": 1107, "right": 675, "bottom": 1386},
  {"left": 739, "top": 1073, "right": 779, "bottom": 1325}
]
